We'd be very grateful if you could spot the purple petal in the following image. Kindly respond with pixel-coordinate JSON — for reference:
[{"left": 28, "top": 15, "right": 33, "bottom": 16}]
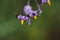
[
  {"left": 27, "top": 19, "right": 31, "bottom": 25},
  {"left": 29, "top": 13, "right": 33, "bottom": 17},
  {"left": 17, "top": 15, "right": 22, "bottom": 20},
  {"left": 42, "top": 0, "right": 47, "bottom": 3},
  {"left": 38, "top": 0, "right": 47, "bottom": 5},
  {"left": 25, "top": 17, "right": 29, "bottom": 20},
  {"left": 24, "top": 5, "right": 32, "bottom": 14}
]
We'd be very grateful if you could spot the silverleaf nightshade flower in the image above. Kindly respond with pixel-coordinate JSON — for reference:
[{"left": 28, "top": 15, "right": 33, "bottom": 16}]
[
  {"left": 17, "top": 15, "right": 31, "bottom": 25},
  {"left": 37, "top": 0, "right": 51, "bottom": 6}
]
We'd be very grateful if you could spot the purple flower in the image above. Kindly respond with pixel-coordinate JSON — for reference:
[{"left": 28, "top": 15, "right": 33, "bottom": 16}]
[
  {"left": 28, "top": 9, "right": 42, "bottom": 20},
  {"left": 38, "top": 0, "right": 51, "bottom": 6},
  {"left": 17, "top": 15, "right": 30, "bottom": 25}
]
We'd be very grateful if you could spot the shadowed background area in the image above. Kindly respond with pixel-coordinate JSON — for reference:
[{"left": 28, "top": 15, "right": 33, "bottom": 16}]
[{"left": 0, "top": 0, "right": 60, "bottom": 40}]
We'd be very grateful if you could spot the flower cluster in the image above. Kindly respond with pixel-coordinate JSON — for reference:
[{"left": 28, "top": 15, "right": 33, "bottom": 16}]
[{"left": 16, "top": 0, "right": 51, "bottom": 25}]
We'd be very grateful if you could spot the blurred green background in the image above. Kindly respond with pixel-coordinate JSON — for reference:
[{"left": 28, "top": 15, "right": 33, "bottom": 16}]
[{"left": 0, "top": 0, "right": 60, "bottom": 40}]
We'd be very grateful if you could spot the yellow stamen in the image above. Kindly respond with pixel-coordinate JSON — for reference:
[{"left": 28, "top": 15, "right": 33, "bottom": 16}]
[
  {"left": 47, "top": 0, "right": 51, "bottom": 6},
  {"left": 21, "top": 20, "right": 24, "bottom": 25},
  {"left": 33, "top": 16, "right": 37, "bottom": 20}
]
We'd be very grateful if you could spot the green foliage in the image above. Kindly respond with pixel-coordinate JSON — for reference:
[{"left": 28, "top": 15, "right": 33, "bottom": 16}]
[{"left": 0, "top": 0, "right": 60, "bottom": 40}]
